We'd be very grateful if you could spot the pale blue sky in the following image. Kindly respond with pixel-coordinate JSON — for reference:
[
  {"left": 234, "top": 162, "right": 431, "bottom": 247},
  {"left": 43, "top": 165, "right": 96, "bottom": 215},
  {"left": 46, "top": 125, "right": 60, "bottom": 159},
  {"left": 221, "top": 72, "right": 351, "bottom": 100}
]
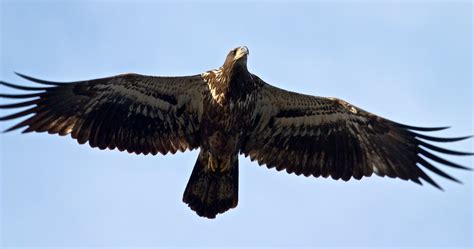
[{"left": 0, "top": 1, "right": 472, "bottom": 248}]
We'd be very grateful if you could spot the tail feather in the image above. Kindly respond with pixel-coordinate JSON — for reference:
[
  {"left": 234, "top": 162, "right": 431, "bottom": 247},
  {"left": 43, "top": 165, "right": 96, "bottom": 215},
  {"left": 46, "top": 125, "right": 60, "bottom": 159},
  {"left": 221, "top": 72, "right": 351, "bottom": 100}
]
[{"left": 182, "top": 150, "right": 238, "bottom": 219}]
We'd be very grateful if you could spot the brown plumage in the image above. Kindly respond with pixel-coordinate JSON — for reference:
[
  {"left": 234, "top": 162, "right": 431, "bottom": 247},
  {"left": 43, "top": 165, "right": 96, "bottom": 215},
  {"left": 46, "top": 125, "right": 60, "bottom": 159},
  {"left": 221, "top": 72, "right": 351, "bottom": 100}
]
[{"left": 0, "top": 46, "right": 472, "bottom": 219}]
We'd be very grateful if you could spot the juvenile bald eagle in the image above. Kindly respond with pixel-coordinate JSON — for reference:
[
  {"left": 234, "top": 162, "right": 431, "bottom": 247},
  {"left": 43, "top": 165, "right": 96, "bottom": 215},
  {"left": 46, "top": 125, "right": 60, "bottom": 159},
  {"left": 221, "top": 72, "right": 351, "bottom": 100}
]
[{"left": 0, "top": 46, "right": 472, "bottom": 218}]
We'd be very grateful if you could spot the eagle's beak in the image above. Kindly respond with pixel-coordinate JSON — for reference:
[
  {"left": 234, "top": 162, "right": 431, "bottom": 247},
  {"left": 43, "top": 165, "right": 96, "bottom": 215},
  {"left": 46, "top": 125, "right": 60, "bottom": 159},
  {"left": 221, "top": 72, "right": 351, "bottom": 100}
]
[{"left": 235, "top": 46, "right": 249, "bottom": 60}]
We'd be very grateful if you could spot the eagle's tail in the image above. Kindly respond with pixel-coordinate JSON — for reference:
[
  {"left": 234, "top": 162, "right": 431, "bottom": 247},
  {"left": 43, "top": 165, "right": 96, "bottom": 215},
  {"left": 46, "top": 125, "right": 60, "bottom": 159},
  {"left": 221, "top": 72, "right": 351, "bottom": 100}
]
[{"left": 182, "top": 150, "right": 239, "bottom": 219}]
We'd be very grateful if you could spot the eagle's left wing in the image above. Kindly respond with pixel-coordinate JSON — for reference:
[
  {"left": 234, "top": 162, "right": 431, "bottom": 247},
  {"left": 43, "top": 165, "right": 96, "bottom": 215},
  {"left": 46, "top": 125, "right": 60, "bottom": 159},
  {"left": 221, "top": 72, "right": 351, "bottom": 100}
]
[
  {"left": 242, "top": 82, "right": 472, "bottom": 189},
  {"left": 0, "top": 73, "right": 208, "bottom": 155}
]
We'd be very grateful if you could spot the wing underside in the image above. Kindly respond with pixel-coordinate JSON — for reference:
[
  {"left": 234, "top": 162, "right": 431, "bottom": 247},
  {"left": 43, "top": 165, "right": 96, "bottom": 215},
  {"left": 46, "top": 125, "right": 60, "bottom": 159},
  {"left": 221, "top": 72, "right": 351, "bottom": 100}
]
[
  {"left": 242, "top": 82, "right": 472, "bottom": 189},
  {"left": 0, "top": 72, "right": 209, "bottom": 155}
]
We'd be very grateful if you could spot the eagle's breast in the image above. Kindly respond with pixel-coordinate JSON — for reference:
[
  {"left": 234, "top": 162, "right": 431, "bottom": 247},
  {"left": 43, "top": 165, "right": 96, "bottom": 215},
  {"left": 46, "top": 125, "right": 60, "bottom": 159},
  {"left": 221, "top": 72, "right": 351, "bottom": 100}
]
[
  {"left": 200, "top": 69, "right": 260, "bottom": 156},
  {"left": 201, "top": 69, "right": 227, "bottom": 105}
]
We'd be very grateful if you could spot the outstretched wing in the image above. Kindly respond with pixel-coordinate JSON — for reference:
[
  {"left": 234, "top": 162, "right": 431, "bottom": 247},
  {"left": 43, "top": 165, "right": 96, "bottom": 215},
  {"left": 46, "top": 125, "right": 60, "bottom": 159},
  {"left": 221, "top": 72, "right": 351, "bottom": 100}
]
[
  {"left": 0, "top": 73, "right": 209, "bottom": 155},
  {"left": 242, "top": 81, "right": 472, "bottom": 189}
]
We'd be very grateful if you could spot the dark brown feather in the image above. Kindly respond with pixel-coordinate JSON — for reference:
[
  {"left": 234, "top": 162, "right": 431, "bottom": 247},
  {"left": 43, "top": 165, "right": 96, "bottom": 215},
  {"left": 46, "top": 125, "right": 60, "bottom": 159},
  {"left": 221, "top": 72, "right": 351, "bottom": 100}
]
[
  {"left": 0, "top": 73, "right": 207, "bottom": 155},
  {"left": 242, "top": 81, "right": 472, "bottom": 189}
]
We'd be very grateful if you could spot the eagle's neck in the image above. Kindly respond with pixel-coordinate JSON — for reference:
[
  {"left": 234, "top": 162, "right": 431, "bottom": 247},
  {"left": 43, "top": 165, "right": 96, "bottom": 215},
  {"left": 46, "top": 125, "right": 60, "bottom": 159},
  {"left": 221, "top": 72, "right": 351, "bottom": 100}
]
[{"left": 204, "top": 65, "right": 254, "bottom": 105}]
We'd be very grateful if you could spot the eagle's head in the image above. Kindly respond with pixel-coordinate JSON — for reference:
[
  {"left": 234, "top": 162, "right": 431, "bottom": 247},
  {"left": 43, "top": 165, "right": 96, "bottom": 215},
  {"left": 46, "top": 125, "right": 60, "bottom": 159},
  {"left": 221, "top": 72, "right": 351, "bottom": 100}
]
[{"left": 223, "top": 46, "right": 249, "bottom": 72}]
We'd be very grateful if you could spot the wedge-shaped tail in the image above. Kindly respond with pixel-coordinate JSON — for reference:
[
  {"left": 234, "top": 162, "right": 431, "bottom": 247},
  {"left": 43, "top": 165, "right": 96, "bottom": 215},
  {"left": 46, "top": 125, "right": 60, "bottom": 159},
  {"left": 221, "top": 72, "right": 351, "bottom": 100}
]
[{"left": 183, "top": 150, "right": 239, "bottom": 219}]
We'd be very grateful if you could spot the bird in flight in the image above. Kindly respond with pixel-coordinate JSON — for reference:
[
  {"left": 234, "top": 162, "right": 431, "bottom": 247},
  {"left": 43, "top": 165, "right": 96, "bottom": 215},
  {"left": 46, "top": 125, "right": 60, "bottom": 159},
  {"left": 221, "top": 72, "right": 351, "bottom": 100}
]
[{"left": 0, "top": 46, "right": 472, "bottom": 218}]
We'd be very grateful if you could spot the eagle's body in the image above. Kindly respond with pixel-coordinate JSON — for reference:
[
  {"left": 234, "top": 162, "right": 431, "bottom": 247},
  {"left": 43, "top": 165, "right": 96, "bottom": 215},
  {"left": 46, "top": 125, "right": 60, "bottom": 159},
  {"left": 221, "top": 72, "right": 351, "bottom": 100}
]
[
  {"left": 185, "top": 48, "right": 263, "bottom": 216},
  {"left": 200, "top": 66, "right": 259, "bottom": 164},
  {"left": 0, "top": 46, "right": 472, "bottom": 218}
]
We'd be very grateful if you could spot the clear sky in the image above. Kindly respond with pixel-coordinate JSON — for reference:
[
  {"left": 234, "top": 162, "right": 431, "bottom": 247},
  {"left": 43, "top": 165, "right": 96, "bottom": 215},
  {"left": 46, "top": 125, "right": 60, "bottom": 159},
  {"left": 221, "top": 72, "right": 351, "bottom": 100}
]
[{"left": 0, "top": 0, "right": 472, "bottom": 248}]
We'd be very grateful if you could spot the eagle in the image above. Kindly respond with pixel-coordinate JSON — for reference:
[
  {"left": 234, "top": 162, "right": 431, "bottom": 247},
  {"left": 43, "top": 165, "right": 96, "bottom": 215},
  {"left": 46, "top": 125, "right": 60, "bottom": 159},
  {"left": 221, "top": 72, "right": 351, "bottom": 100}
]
[{"left": 0, "top": 46, "right": 472, "bottom": 219}]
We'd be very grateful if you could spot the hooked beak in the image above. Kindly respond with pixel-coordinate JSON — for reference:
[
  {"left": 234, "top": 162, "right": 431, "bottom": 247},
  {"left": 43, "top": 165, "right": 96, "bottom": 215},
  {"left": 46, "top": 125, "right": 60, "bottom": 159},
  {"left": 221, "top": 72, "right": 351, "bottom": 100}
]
[{"left": 235, "top": 46, "right": 249, "bottom": 60}]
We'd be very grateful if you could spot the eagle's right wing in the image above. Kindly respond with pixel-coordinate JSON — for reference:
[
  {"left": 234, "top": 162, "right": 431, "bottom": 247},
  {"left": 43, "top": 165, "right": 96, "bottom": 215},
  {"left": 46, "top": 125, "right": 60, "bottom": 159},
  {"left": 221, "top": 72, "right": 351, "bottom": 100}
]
[
  {"left": 0, "top": 73, "right": 209, "bottom": 155},
  {"left": 242, "top": 81, "right": 472, "bottom": 189}
]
